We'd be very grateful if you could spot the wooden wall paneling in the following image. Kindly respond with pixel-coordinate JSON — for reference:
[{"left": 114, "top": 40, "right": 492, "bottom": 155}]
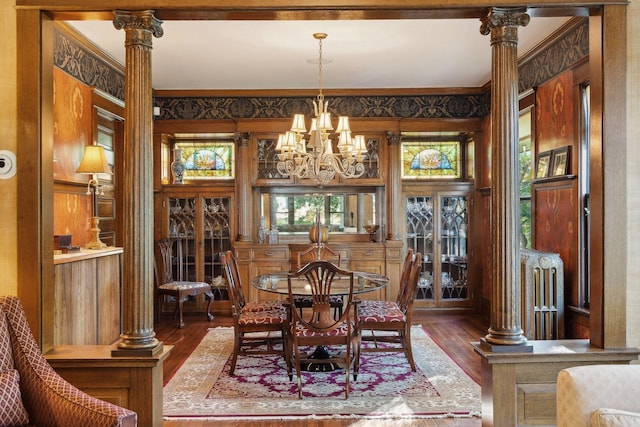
[
  {"left": 477, "top": 189, "right": 492, "bottom": 315},
  {"left": 533, "top": 179, "right": 579, "bottom": 315},
  {"left": 599, "top": 5, "right": 628, "bottom": 349},
  {"left": 53, "top": 249, "right": 123, "bottom": 345},
  {"left": 587, "top": 10, "right": 606, "bottom": 349},
  {"left": 17, "top": 9, "right": 55, "bottom": 350},
  {"left": 54, "top": 259, "right": 98, "bottom": 345},
  {"left": 97, "top": 255, "right": 122, "bottom": 344}
]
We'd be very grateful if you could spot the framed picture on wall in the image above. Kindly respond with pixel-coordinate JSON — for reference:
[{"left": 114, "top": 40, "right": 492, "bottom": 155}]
[
  {"left": 551, "top": 146, "right": 570, "bottom": 176},
  {"left": 536, "top": 150, "right": 552, "bottom": 179}
]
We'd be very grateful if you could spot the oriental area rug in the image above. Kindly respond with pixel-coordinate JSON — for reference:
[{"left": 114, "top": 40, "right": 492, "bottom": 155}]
[{"left": 163, "top": 326, "right": 481, "bottom": 422}]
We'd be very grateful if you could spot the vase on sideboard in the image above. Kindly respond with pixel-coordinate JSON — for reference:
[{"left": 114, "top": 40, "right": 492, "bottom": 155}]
[{"left": 171, "top": 148, "right": 185, "bottom": 184}]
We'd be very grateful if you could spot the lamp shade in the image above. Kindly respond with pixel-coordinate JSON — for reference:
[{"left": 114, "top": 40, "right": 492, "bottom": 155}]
[{"left": 76, "top": 145, "right": 111, "bottom": 174}]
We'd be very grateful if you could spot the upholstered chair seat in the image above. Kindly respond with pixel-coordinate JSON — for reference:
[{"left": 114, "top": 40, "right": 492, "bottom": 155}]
[
  {"left": 240, "top": 300, "right": 286, "bottom": 313},
  {"left": 358, "top": 303, "right": 405, "bottom": 323},
  {"left": 294, "top": 321, "right": 352, "bottom": 337},
  {"left": 237, "top": 309, "right": 288, "bottom": 326}
]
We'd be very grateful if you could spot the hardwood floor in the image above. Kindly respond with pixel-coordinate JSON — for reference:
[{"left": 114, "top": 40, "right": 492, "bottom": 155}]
[{"left": 157, "top": 310, "right": 489, "bottom": 427}]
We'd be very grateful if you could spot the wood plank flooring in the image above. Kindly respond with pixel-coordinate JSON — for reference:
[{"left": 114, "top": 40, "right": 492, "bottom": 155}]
[{"left": 157, "top": 310, "right": 488, "bottom": 427}]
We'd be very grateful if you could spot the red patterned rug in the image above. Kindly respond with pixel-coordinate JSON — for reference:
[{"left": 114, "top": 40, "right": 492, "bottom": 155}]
[{"left": 163, "top": 326, "right": 481, "bottom": 421}]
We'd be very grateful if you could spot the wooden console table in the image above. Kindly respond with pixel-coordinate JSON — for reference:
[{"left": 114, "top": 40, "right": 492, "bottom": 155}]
[
  {"left": 46, "top": 343, "right": 172, "bottom": 427},
  {"left": 473, "top": 340, "right": 640, "bottom": 426}
]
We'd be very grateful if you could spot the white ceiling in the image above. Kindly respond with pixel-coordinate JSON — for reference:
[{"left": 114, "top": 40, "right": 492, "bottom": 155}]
[{"left": 67, "top": 17, "right": 571, "bottom": 91}]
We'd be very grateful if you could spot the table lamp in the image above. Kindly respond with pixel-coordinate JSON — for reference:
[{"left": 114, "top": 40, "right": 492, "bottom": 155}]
[{"left": 76, "top": 145, "right": 112, "bottom": 249}]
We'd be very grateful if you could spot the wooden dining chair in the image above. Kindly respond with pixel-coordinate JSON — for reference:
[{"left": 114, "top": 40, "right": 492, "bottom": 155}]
[
  {"left": 222, "top": 250, "right": 286, "bottom": 313},
  {"left": 154, "top": 238, "right": 214, "bottom": 328},
  {"left": 286, "top": 260, "right": 360, "bottom": 399},
  {"left": 355, "top": 251, "right": 422, "bottom": 372},
  {"left": 294, "top": 244, "right": 344, "bottom": 319},
  {"left": 221, "top": 250, "right": 290, "bottom": 375}
]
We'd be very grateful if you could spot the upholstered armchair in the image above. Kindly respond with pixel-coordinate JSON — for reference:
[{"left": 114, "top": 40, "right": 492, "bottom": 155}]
[
  {"left": 557, "top": 364, "right": 640, "bottom": 426},
  {"left": 0, "top": 295, "right": 136, "bottom": 427}
]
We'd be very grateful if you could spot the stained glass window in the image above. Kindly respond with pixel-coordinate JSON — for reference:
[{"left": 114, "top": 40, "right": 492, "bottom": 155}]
[
  {"left": 401, "top": 141, "right": 461, "bottom": 179},
  {"left": 174, "top": 141, "right": 234, "bottom": 180}
]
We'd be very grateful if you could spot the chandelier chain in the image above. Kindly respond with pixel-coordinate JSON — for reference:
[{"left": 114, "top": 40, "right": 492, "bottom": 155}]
[{"left": 317, "top": 35, "right": 324, "bottom": 102}]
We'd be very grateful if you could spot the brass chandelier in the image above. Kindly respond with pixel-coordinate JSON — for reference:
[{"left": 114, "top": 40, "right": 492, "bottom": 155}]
[{"left": 276, "top": 33, "right": 367, "bottom": 187}]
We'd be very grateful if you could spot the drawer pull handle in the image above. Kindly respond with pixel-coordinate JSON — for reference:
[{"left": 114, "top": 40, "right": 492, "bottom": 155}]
[
  {"left": 363, "top": 251, "right": 373, "bottom": 256},
  {"left": 264, "top": 252, "right": 275, "bottom": 256}
]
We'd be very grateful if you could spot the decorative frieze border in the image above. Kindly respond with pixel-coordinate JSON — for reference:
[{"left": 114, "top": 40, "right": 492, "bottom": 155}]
[
  {"left": 152, "top": 93, "right": 491, "bottom": 120},
  {"left": 518, "top": 18, "right": 588, "bottom": 92},
  {"left": 53, "top": 26, "right": 125, "bottom": 101}
]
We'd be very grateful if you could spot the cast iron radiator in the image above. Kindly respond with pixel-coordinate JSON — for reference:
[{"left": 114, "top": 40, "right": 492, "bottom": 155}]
[{"left": 520, "top": 249, "right": 564, "bottom": 340}]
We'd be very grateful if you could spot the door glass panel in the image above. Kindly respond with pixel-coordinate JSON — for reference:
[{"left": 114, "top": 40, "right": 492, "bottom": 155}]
[
  {"left": 203, "top": 197, "right": 231, "bottom": 300},
  {"left": 168, "top": 197, "right": 197, "bottom": 281},
  {"left": 406, "top": 196, "right": 434, "bottom": 300},
  {"left": 440, "top": 195, "right": 468, "bottom": 300}
]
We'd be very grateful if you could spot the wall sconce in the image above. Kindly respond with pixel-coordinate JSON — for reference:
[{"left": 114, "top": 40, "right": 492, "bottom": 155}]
[{"left": 76, "top": 145, "right": 112, "bottom": 249}]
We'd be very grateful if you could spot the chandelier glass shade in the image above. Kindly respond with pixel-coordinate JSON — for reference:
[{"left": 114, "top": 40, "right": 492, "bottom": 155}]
[{"left": 276, "top": 33, "right": 367, "bottom": 187}]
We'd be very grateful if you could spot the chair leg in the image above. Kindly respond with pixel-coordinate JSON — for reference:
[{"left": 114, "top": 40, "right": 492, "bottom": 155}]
[
  {"left": 229, "top": 331, "right": 242, "bottom": 375},
  {"left": 205, "top": 291, "right": 214, "bottom": 321},
  {"left": 352, "top": 333, "right": 361, "bottom": 381},
  {"left": 345, "top": 343, "right": 350, "bottom": 399},
  {"left": 283, "top": 327, "right": 293, "bottom": 381},
  {"left": 177, "top": 300, "right": 185, "bottom": 328},
  {"left": 403, "top": 326, "right": 417, "bottom": 372},
  {"left": 293, "top": 344, "right": 303, "bottom": 399}
]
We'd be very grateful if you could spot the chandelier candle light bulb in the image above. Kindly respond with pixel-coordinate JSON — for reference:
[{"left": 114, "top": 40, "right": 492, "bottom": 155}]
[{"left": 276, "top": 33, "right": 367, "bottom": 186}]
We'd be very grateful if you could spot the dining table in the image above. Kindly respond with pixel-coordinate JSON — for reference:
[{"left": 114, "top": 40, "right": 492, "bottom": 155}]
[{"left": 250, "top": 269, "right": 390, "bottom": 372}]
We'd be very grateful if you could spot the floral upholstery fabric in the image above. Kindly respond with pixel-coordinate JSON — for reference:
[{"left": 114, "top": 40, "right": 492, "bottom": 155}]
[
  {"left": 358, "top": 302, "right": 406, "bottom": 323},
  {"left": 294, "top": 321, "right": 352, "bottom": 337},
  {"left": 357, "top": 299, "right": 399, "bottom": 311},
  {"left": 241, "top": 300, "right": 286, "bottom": 313},
  {"left": 557, "top": 365, "right": 640, "bottom": 427},
  {"left": 0, "top": 369, "right": 29, "bottom": 426},
  {"left": 0, "top": 295, "right": 137, "bottom": 427},
  {"left": 237, "top": 309, "right": 287, "bottom": 326},
  {"left": 159, "top": 281, "right": 210, "bottom": 291}
]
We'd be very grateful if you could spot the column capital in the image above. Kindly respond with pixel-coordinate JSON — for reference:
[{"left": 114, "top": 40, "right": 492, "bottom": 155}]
[
  {"left": 386, "top": 131, "right": 400, "bottom": 146},
  {"left": 113, "top": 10, "right": 163, "bottom": 46},
  {"left": 480, "top": 7, "right": 530, "bottom": 42},
  {"left": 234, "top": 132, "right": 250, "bottom": 148}
]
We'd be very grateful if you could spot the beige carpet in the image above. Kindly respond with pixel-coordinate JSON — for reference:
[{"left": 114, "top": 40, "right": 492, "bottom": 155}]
[{"left": 163, "top": 326, "right": 481, "bottom": 422}]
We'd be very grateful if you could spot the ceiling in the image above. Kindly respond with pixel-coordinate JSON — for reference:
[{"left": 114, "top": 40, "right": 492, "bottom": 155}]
[{"left": 67, "top": 16, "right": 572, "bottom": 91}]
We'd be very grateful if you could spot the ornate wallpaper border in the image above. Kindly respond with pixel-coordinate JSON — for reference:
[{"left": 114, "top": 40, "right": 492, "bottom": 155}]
[
  {"left": 518, "top": 18, "right": 588, "bottom": 92},
  {"left": 54, "top": 27, "right": 125, "bottom": 101},
  {"left": 153, "top": 93, "right": 491, "bottom": 121}
]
